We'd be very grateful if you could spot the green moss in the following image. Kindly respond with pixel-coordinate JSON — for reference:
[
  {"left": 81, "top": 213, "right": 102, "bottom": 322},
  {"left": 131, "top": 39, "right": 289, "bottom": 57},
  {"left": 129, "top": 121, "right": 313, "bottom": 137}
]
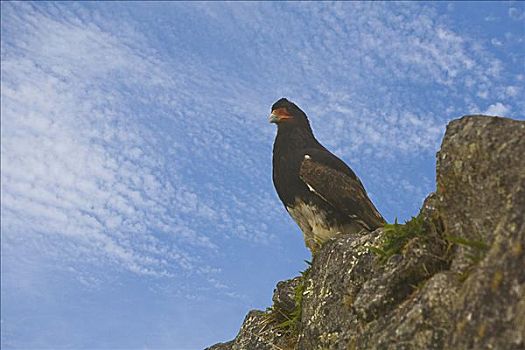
[
  {"left": 274, "top": 264, "right": 310, "bottom": 335},
  {"left": 445, "top": 235, "right": 488, "bottom": 267},
  {"left": 445, "top": 235, "right": 488, "bottom": 252},
  {"left": 445, "top": 235, "right": 489, "bottom": 281},
  {"left": 369, "top": 214, "right": 426, "bottom": 263},
  {"left": 263, "top": 261, "right": 312, "bottom": 337}
]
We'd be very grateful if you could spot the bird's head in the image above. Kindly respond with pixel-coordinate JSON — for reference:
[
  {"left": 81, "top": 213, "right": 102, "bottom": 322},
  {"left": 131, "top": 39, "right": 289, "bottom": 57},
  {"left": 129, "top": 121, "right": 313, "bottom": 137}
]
[{"left": 269, "top": 98, "right": 310, "bottom": 129}]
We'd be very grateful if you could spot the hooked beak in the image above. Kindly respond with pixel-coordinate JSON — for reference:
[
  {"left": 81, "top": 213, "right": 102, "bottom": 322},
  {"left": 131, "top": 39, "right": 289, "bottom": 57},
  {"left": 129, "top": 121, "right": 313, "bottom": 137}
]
[{"left": 269, "top": 113, "right": 280, "bottom": 123}]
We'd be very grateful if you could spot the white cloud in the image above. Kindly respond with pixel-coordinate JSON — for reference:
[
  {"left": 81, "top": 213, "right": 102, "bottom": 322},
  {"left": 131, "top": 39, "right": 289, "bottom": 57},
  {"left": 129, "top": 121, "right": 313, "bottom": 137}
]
[
  {"left": 491, "top": 38, "right": 503, "bottom": 46},
  {"left": 483, "top": 102, "right": 511, "bottom": 116},
  {"left": 509, "top": 7, "right": 525, "bottom": 21},
  {"left": 185, "top": 1, "right": 524, "bottom": 225},
  {"left": 477, "top": 90, "right": 489, "bottom": 99},
  {"left": 202, "top": 2, "right": 515, "bottom": 158},
  {"left": 484, "top": 15, "right": 500, "bottom": 22},
  {"left": 1, "top": 3, "right": 280, "bottom": 286},
  {"left": 2, "top": 1, "right": 522, "bottom": 295},
  {"left": 505, "top": 86, "right": 520, "bottom": 97},
  {"left": 2, "top": 3, "right": 522, "bottom": 348}
]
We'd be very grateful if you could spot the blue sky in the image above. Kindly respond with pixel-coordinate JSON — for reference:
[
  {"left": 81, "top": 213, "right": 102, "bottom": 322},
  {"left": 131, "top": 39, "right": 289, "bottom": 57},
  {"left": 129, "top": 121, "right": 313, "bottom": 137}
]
[{"left": 1, "top": 2, "right": 523, "bottom": 349}]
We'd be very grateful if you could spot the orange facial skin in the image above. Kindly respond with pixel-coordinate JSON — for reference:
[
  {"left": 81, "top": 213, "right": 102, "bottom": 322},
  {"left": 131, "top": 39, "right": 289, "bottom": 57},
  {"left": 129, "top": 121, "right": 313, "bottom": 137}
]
[{"left": 270, "top": 107, "right": 293, "bottom": 123}]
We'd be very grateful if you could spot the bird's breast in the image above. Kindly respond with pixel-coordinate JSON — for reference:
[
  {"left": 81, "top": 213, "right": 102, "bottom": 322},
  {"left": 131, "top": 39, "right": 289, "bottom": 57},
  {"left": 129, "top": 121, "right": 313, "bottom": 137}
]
[{"left": 286, "top": 199, "right": 343, "bottom": 251}]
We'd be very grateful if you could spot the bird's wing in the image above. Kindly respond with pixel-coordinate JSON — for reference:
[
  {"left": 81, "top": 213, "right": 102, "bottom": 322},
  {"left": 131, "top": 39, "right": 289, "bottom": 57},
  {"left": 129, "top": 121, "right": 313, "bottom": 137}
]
[{"left": 299, "top": 148, "right": 385, "bottom": 230}]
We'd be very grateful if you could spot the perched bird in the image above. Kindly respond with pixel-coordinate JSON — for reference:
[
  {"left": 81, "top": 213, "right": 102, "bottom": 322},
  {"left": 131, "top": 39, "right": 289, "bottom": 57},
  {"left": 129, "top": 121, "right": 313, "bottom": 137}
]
[{"left": 270, "top": 98, "right": 385, "bottom": 253}]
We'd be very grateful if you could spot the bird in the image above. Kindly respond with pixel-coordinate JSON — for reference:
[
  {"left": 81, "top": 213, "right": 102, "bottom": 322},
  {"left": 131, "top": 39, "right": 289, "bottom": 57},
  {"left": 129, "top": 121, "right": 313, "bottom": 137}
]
[{"left": 269, "top": 98, "right": 385, "bottom": 254}]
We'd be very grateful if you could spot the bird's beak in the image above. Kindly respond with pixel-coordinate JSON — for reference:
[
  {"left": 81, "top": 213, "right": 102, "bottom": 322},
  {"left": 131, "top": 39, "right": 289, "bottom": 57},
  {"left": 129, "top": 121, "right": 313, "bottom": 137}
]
[{"left": 269, "top": 113, "right": 280, "bottom": 124}]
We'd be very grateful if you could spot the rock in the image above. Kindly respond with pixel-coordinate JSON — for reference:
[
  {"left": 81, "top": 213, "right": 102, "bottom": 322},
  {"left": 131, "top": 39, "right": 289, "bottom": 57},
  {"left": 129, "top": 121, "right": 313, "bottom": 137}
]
[
  {"left": 206, "top": 115, "right": 525, "bottom": 350},
  {"left": 436, "top": 116, "right": 525, "bottom": 349},
  {"left": 206, "top": 278, "right": 301, "bottom": 350},
  {"left": 297, "top": 201, "right": 451, "bottom": 349},
  {"left": 229, "top": 310, "right": 275, "bottom": 350},
  {"left": 271, "top": 277, "right": 302, "bottom": 325},
  {"left": 204, "top": 340, "right": 234, "bottom": 350},
  {"left": 298, "top": 233, "right": 379, "bottom": 349}
]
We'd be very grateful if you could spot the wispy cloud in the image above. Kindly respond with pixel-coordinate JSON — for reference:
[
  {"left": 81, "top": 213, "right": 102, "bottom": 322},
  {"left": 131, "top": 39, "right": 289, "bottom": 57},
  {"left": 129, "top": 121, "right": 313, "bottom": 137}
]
[
  {"left": 195, "top": 2, "right": 521, "bottom": 159},
  {"left": 188, "top": 1, "right": 523, "bottom": 221},
  {"left": 483, "top": 102, "right": 511, "bottom": 116},
  {"left": 3, "top": 2, "right": 522, "bottom": 285},
  {"left": 1, "top": 12, "right": 199, "bottom": 278},
  {"left": 509, "top": 6, "right": 525, "bottom": 21},
  {"left": 2, "top": 2, "right": 523, "bottom": 349},
  {"left": 0, "top": 2, "right": 279, "bottom": 285}
]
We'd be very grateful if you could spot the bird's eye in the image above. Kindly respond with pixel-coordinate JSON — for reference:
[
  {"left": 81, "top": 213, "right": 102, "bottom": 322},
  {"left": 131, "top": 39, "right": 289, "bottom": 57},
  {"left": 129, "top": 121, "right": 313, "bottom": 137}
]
[{"left": 274, "top": 107, "right": 292, "bottom": 117}]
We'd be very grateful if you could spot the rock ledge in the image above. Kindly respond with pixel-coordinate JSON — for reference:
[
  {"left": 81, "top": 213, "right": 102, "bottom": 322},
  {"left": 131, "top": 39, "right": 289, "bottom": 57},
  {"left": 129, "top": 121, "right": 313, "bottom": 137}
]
[{"left": 207, "top": 116, "right": 525, "bottom": 350}]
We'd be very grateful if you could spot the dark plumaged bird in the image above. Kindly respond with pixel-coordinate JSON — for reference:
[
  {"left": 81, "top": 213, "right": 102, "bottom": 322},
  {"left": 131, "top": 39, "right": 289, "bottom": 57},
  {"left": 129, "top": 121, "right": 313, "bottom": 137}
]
[{"left": 270, "top": 98, "right": 385, "bottom": 254}]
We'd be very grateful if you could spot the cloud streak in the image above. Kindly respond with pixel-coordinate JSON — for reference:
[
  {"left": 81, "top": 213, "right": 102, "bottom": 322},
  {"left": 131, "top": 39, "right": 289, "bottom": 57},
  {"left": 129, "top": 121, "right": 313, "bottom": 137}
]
[
  {"left": 2, "top": 2, "right": 523, "bottom": 349},
  {"left": 3, "top": 1, "right": 522, "bottom": 286},
  {"left": 0, "top": 3, "right": 279, "bottom": 284},
  {"left": 194, "top": 2, "right": 521, "bottom": 159}
]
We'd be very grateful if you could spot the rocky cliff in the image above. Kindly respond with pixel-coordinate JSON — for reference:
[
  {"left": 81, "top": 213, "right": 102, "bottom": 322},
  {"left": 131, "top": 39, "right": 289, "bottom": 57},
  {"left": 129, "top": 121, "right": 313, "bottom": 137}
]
[{"left": 207, "top": 115, "right": 525, "bottom": 350}]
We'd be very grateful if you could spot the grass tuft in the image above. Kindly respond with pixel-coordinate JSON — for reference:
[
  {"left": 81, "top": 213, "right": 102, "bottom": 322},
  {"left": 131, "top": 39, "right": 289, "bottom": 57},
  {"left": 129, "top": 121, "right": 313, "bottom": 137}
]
[
  {"left": 262, "top": 261, "right": 311, "bottom": 339},
  {"left": 370, "top": 215, "right": 426, "bottom": 263},
  {"left": 274, "top": 265, "right": 310, "bottom": 334},
  {"left": 445, "top": 235, "right": 489, "bottom": 281}
]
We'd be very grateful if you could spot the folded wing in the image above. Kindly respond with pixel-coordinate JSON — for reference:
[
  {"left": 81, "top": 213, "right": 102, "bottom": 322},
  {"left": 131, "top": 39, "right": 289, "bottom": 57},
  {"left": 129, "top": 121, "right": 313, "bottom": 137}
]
[{"left": 299, "top": 149, "right": 385, "bottom": 231}]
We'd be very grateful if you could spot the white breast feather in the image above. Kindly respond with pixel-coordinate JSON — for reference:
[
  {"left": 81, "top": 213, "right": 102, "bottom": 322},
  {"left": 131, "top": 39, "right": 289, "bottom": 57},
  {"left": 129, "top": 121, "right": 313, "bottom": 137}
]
[{"left": 286, "top": 200, "right": 341, "bottom": 246}]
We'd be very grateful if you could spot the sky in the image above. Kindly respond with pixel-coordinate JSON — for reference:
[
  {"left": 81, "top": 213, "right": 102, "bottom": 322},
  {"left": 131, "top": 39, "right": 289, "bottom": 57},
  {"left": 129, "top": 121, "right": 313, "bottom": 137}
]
[{"left": 1, "top": 1, "right": 523, "bottom": 349}]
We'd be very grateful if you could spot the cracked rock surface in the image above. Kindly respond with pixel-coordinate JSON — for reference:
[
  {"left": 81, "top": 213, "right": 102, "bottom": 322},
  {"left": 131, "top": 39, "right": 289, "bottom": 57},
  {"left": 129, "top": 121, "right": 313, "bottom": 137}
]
[{"left": 206, "top": 116, "right": 525, "bottom": 350}]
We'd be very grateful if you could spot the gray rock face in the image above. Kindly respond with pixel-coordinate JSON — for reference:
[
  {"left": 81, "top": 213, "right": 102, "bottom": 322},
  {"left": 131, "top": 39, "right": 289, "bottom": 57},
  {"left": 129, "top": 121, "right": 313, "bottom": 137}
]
[
  {"left": 206, "top": 116, "right": 525, "bottom": 350},
  {"left": 436, "top": 116, "right": 525, "bottom": 349}
]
